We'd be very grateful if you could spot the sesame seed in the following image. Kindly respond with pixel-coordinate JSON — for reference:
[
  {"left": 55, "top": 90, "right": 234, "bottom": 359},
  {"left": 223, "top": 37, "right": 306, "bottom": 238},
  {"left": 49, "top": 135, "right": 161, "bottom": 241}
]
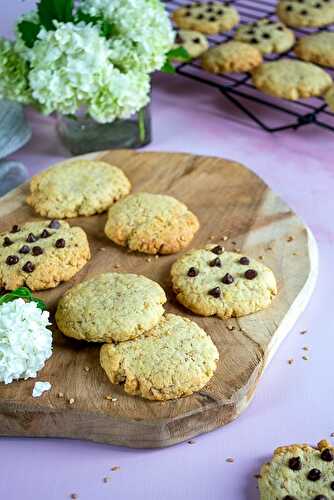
[{"left": 111, "top": 397, "right": 118, "bottom": 402}]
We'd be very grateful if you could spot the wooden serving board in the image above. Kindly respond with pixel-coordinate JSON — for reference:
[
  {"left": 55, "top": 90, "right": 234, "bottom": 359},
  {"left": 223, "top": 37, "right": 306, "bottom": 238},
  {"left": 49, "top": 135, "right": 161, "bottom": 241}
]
[{"left": 0, "top": 150, "right": 318, "bottom": 448}]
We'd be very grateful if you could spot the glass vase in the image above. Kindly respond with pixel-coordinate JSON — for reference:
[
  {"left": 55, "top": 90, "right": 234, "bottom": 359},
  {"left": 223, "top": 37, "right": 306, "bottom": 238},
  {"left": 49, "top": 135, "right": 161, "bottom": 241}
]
[{"left": 56, "top": 104, "right": 151, "bottom": 156}]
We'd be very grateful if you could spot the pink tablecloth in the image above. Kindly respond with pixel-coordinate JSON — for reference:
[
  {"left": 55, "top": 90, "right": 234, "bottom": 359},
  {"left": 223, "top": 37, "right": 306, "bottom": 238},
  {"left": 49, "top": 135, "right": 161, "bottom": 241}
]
[{"left": 1, "top": 3, "right": 334, "bottom": 500}]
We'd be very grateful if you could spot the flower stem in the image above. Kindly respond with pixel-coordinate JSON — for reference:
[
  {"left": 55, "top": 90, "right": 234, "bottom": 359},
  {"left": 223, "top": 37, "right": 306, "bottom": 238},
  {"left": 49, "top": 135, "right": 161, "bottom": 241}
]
[{"left": 138, "top": 107, "right": 146, "bottom": 144}]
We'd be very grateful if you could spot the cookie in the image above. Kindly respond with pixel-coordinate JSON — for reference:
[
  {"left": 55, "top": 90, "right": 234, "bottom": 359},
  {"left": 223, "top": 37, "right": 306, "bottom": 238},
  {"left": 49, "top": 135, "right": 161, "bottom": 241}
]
[
  {"left": 259, "top": 439, "right": 334, "bottom": 499},
  {"left": 325, "top": 84, "right": 334, "bottom": 111},
  {"left": 27, "top": 159, "right": 131, "bottom": 218},
  {"left": 277, "top": 0, "right": 334, "bottom": 27},
  {"left": 202, "top": 41, "right": 262, "bottom": 73},
  {"left": 171, "top": 246, "right": 277, "bottom": 319},
  {"left": 56, "top": 272, "right": 167, "bottom": 343},
  {"left": 174, "top": 30, "right": 209, "bottom": 58},
  {"left": 172, "top": 2, "right": 239, "bottom": 35},
  {"left": 252, "top": 59, "right": 332, "bottom": 100},
  {"left": 295, "top": 32, "right": 334, "bottom": 68},
  {"left": 100, "top": 313, "right": 219, "bottom": 401},
  {"left": 234, "top": 18, "right": 295, "bottom": 55},
  {"left": 104, "top": 193, "right": 199, "bottom": 255},
  {"left": 0, "top": 220, "right": 90, "bottom": 291}
]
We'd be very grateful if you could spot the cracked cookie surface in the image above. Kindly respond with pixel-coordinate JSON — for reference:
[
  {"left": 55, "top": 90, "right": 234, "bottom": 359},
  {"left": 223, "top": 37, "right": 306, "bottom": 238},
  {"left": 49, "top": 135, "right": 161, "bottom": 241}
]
[
  {"left": 171, "top": 246, "right": 277, "bottom": 319},
  {"left": 27, "top": 159, "right": 131, "bottom": 218},
  {"left": 104, "top": 192, "right": 199, "bottom": 255},
  {"left": 0, "top": 220, "right": 90, "bottom": 291},
  {"left": 259, "top": 440, "right": 334, "bottom": 499},
  {"left": 56, "top": 272, "right": 167, "bottom": 343},
  {"left": 100, "top": 313, "right": 219, "bottom": 401},
  {"left": 172, "top": 2, "right": 239, "bottom": 35}
]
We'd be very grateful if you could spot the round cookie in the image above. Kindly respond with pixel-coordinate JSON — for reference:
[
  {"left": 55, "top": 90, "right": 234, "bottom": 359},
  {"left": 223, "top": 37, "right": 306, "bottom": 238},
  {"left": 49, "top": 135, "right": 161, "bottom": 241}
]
[
  {"left": 171, "top": 246, "right": 277, "bottom": 319},
  {"left": 295, "top": 32, "right": 334, "bottom": 67},
  {"left": 172, "top": 2, "right": 239, "bottom": 35},
  {"left": 325, "top": 84, "right": 334, "bottom": 111},
  {"left": 234, "top": 18, "right": 295, "bottom": 55},
  {"left": 277, "top": 0, "right": 334, "bottom": 27},
  {"left": 0, "top": 220, "right": 90, "bottom": 291},
  {"left": 56, "top": 272, "right": 167, "bottom": 343},
  {"left": 258, "top": 440, "right": 334, "bottom": 499},
  {"left": 104, "top": 193, "right": 199, "bottom": 255},
  {"left": 252, "top": 59, "right": 332, "bottom": 100},
  {"left": 202, "top": 41, "right": 262, "bottom": 73},
  {"left": 27, "top": 159, "right": 131, "bottom": 218},
  {"left": 100, "top": 313, "right": 219, "bottom": 401},
  {"left": 174, "top": 30, "right": 209, "bottom": 58}
]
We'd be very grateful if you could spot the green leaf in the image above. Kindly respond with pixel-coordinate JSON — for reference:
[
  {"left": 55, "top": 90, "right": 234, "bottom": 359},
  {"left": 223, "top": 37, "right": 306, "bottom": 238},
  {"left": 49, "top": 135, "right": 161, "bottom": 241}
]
[
  {"left": 37, "top": 0, "right": 74, "bottom": 31},
  {"left": 100, "top": 20, "right": 118, "bottom": 39},
  {"left": 17, "top": 20, "right": 41, "bottom": 48},
  {"left": 161, "top": 60, "right": 176, "bottom": 74},
  {"left": 0, "top": 287, "right": 47, "bottom": 311},
  {"left": 75, "top": 9, "right": 101, "bottom": 25},
  {"left": 166, "top": 47, "right": 190, "bottom": 62},
  {"left": 75, "top": 10, "right": 118, "bottom": 39}
]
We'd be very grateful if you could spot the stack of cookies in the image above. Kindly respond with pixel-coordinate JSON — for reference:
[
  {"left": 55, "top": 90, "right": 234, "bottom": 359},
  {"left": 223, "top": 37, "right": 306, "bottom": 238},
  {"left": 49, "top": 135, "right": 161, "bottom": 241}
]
[{"left": 171, "top": 0, "right": 334, "bottom": 105}]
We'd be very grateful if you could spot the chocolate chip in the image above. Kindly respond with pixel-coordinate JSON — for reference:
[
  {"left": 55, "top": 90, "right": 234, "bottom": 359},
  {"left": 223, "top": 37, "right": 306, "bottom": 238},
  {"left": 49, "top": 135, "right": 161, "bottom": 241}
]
[
  {"left": 307, "top": 468, "right": 321, "bottom": 481},
  {"left": 283, "top": 496, "right": 297, "bottom": 500},
  {"left": 217, "top": 9, "right": 224, "bottom": 14},
  {"left": 6, "top": 255, "right": 19, "bottom": 266},
  {"left": 211, "top": 245, "right": 223, "bottom": 255},
  {"left": 320, "top": 448, "right": 333, "bottom": 462},
  {"left": 286, "top": 4, "right": 293, "bottom": 10},
  {"left": 3, "top": 237, "right": 13, "bottom": 247},
  {"left": 208, "top": 287, "right": 221, "bottom": 298},
  {"left": 193, "top": 37, "right": 201, "bottom": 43},
  {"left": 262, "top": 33, "right": 271, "bottom": 39},
  {"left": 26, "top": 233, "right": 38, "bottom": 243},
  {"left": 301, "top": 9, "right": 308, "bottom": 14},
  {"left": 245, "top": 269, "right": 257, "bottom": 280},
  {"left": 10, "top": 225, "right": 20, "bottom": 234},
  {"left": 19, "top": 245, "right": 30, "bottom": 254},
  {"left": 239, "top": 256, "right": 250, "bottom": 265},
  {"left": 48, "top": 220, "right": 60, "bottom": 229},
  {"left": 197, "top": 13, "right": 204, "bottom": 19},
  {"left": 209, "top": 257, "right": 221, "bottom": 267},
  {"left": 315, "top": 2, "right": 322, "bottom": 6},
  {"left": 32, "top": 246, "right": 43, "bottom": 256},
  {"left": 277, "top": 26, "right": 284, "bottom": 30},
  {"left": 207, "top": 7, "right": 214, "bottom": 12},
  {"left": 250, "top": 38, "right": 258, "bottom": 43},
  {"left": 314, "top": 496, "right": 328, "bottom": 500},
  {"left": 288, "top": 456, "right": 302, "bottom": 471},
  {"left": 0, "top": 287, "right": 6, "bottom": 295},
  {"left": 187, "top": 267, "right": 199, "bottom": 277},
  {"left": 184, "top": 11, "right": 191, "bottom": 16},
  {"left": 22, "top": 261, "right": 35, "bottom": 273},
  {"left": 208, "top": 16, "right": 216, "bottom": 21},
  {"left": 55, "top": 238, "right": 66, "bottom": 248},
  {"left": 222, "top": 273, "right": 234, "bottom": 284},
  {"left": 331, "top": 481, "right": 334, "bottom": 490},
  {"left": 247, "top": 29, "right": 255, "bottom": 34},
  {"left": 40, "top": 229, "right": 50, "bottom": 238}
]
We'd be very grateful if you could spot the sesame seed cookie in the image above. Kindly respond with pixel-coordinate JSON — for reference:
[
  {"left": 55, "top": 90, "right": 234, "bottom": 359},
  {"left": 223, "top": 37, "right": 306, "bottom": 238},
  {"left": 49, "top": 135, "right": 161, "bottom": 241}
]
[
  {"left": 325, "top": 84, "right": 334, "bottom": 111},
  {"left": 252, "top": 59, "right": 332, "bottom": 100},
  {"left": 174, "top": 30, "right": 209, "bottom": 58},
  {"left": 259, "top": 440, "right": 334, "bottom": 499},
  {"left": 104, "top": 193, "right": 199, "bottom": 255},
  {"left": 0, "top": 220, "right": 90, "bottom": 291},
  {"left": 294, "top": 32, "right": 334, "bottom": 68},
  {"left": 277, "top": 0, "right": 334, "bottom": 27},
  {"left": 100, "top": 313, "right": 219, "bottom": 401},
  {"left": 235, "top": 19, "right": 295, "bottom": 55},
  {"left": 56, "top": 272, "right": 167, "bottom": 343},
  {"left": 27, "top": 159, "right": 131, "bottom": 218},
  {"left": 171, "top": 246, "right": 277, "bottom": 319},
  {"left": 202, "top": 41, "right": 263, "bottom": 73},
  {"left": 172, "top": 2, "right": 239, "bottom": 35}
]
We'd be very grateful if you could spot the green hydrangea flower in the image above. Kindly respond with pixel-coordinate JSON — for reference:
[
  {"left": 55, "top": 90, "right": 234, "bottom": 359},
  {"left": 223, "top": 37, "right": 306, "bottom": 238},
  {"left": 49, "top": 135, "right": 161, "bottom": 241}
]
[{"left": 0, "top": 38, "right": 32, "bottom": 104}]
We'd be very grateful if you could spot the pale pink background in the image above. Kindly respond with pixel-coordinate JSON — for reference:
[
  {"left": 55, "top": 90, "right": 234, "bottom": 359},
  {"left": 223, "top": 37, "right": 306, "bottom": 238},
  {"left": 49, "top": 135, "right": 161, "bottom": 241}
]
[{"left": 1, "top": 3, "right": 334, "bottom": 500}]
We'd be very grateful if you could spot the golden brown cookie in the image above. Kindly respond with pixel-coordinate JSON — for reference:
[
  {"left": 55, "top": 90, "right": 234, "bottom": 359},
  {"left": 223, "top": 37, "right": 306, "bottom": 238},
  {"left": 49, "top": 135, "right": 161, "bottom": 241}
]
[
  {"left": 104, "top": 192, "right": 199, "bottom": 255},
  {"left": 100, "top": 313, "right": 219, "bottom": 401},
  {"left": 0, "top": 220, "right": 90, "bottom": 291},
  {"left": 252, "top": 59, "right": 332, "bottom": 100},
  {"left": 202, "top": 41, "right": 262, "bottom": 73},
  {"left": 171, "top": 245, "right": 277, "bottom": 319},
  {"left": 234, "top": 18, "right": 295, "bottom": 55},
  {"left": 325, "top": 84, "right": 334, "bottom": 111},
  {"left": 27, "top": 159, "right": 131, "bottom": 218},
  {"left": 172, "top": 2, "right": 239, "bottom": 35},
  {"left": 259, "top": 440, "right": 334, "bottom": 499},
  {"left": 294, "top": 32, "right": 334, "bottom": 67},
  {"left": 277, "top": 0, "right": 334, "bottom": 27}
]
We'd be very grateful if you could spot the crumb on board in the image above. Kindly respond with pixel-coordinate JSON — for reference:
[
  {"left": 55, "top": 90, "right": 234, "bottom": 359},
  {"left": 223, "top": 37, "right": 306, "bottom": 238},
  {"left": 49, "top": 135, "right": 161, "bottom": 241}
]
[
  {"left": 258, "top": 255, "right": 264, "bottom": 260},
  {"left": 266, "top": 246, "right": 272, "bottom": 251},
  {"left": 114, "top": 264, "right": 121, "bottom": 269},
  {"left": 111, "top": 466, "right": 121, "bottom": 472},
  {"left": 331, "top": 433, "right": 334, "bottom": 438},
  {"left": 188, "top": 440, "right": 196, "bottom": 445},
  {"left": 146, "top": 257, "right": 152, "bottom": 263},
  {"left": 70, "top": 494, "right": 78, "bottom": 499},
  {"left": 84, "top": 366, "right": 90, "bottom": 372},
  {"left": 99, "top": 247, "right": 106, "bottom": 252},
  {"left": 222, "top": 236, "right": 228, "bottom": 241},
  {"left": 57, "top": 392, "right": 64, "bottom": 398},
  {"left": 300, "top": 330, "right": 307, "bottom": 335},
  {"left": 155, "top": 255, "right": 159, "bottom": 259},
  {"left": 103, "top": 477, "right": 111, "bottom": 483},
  {"left": 226, "top": 457, "right": 235, "bottom": 463},
  {"left": 288, "top": 358, "right": 294, "bottom": 365},
  {"left": 226, "top": 325, "right": 234, "bottom": 331},
  {"left": 302, "top": 355, "right": 309, "bottom": 361},
  {"left": 254, "top": 474, "right": 262, "bottom": 479},
  {"left": 68, "top": 398, "right": 75, "bottom": 405},
  {"left": 287, "top": 236, "right": 294, "bottom": 242},
  {"left": 302, "top": 346, "right": 309, "bottom": 351}
]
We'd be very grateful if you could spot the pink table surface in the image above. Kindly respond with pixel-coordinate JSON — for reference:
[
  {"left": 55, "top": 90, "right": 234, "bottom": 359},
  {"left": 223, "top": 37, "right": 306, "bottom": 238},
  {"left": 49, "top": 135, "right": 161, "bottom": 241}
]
[{"left": 1, "top": 3, "right": 334, "bottom": 500}]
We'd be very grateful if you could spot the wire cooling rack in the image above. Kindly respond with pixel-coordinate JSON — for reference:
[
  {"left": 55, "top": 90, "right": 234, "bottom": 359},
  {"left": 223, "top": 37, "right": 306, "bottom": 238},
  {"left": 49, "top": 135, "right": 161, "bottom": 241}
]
[{"left": 163, "top": 0, "right": 334, "bottom": 132}]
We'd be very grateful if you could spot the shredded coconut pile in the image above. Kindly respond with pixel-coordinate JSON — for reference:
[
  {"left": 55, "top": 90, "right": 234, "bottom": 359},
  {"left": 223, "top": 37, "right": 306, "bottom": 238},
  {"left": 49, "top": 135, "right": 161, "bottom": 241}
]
[{"left": 0, "top": 298, "right": 52, "bottom": 384}]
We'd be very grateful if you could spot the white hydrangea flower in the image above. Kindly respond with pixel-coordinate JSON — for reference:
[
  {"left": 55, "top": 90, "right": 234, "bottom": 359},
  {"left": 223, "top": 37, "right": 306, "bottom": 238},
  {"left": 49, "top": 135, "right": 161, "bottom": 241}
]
[
  {"left": 0, "top": 38, "right": 32, "bottom": 104},
  {"left": 0, "top": 299, "right": 52, "bottom": 384},
  {"left": 80, "top": 0, "right": 174, "bottom": 72}
]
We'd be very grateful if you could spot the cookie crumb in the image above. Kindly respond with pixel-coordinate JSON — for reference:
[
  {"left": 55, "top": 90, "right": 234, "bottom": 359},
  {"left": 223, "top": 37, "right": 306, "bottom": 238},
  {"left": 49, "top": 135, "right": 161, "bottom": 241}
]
[
  {"left": 226, "top": 325, "right": 234, "bottom": 331},
  {"left": 68, "top": 398, "right": 75, "bottom": 405},
  {"left": 226, "top": 457, "right": 234, "bottom": 463},
  {"left": 292, "top": 252, "right": 298, "bottom": 256},
  {"left": 84, "top": 366, "right": 90, "bottom": 372},
  {"left": 146, "top": 257, "right": 152, "bottom": 263},
  {"left": 154, "top": 255, "right": 159, "bottom": 259},
  {"left": 222, "top": 236, "right": 228, "bottom": 241},
  {"left": 258, "top": 255, "right": 264, "bottom": 260},
  {"left": 288, "top": 358, "right": 294, "bottom": 365},
  {"left": 302, "top": 346, "right": 309, "bottom": 351},
  {"left": 105, "top": 395, "right": 114, "bottom": 400},
  {"left": 302, "top": 355, "right": 309, "bottom": 361},
  {"left": 287, "top": 236, "right": 294, "bottom": 242},
  {"left": 103, "top": 476, "right": 111, "bottom": 483},
  {"left": 300, "top": 330, "right": 307, "bottom": 335},
  {"left": 70, "top": 494, "right": 78, "bottom": 499},
  {"left": 188, "top": 439, "right": 196, "bottom": 445},
  {"left": 111, "top": 466, "right": 121, "bottom": 471},
  {"left": 99, "top": 247, "right": 106, "bottom": 252},
  {"left": 111, "top": 397, "right": 118, "bottom": 402},
  {"left": 330, "top": 433, "right": 334, "bottom": 438},
  {"left": 266, "top": 246, "right": 272, "bottom": 251},
  {"left": 57, "top": 392, "right": 64, "bottom": 398},
  {"left": 114, "top": 263, "right": 121, "bottom": 269},
  {"left": 231, "top": 241, "right": 237, "bottom": 245}
]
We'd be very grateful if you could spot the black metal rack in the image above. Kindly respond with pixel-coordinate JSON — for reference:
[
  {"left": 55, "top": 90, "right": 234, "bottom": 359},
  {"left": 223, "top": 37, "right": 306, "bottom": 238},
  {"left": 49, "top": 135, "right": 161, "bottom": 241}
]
[{"left": 164, "top": 0, "right": 334, "bottom": 132}]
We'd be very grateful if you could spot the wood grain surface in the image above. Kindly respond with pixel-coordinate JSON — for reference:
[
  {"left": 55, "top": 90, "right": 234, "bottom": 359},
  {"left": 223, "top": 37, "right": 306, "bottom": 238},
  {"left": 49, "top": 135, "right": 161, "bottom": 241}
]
[{"left": 0, "top": 150, "right": 318, "bottom": 448}]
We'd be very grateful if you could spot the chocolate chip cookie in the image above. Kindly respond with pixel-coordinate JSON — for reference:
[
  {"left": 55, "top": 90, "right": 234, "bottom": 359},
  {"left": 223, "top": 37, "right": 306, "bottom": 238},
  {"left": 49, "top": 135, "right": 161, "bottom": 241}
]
[
  {"left": 277, "top": 0, "right": 334, "bottom": 27},
  {"left": 174, "top": 29, "right": 209, "bottom": 58},
  {"left": 235, "top": 18, "right": 295, "bottom": 55},
  {"left": 172, "top": 2, "right": 239, "bottom": 35}
]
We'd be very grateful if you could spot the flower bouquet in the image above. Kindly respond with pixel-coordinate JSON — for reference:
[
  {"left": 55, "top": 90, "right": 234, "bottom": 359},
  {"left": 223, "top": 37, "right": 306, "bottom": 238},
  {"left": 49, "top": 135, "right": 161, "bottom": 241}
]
[{"left": 0, "top": 0, "right": 184, "bottom": 154}]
